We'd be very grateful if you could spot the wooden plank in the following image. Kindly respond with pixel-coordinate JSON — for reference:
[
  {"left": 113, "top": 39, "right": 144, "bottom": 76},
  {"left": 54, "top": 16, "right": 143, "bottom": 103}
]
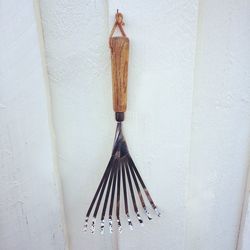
[
  {"left": 241, "top": 198, "right": 250, "bottom": 250},
  {"left": 108, "top": 1, "right": 199, "bottom": 249},
  {"left": 39, "top": 0, "right": 116, "bottom": 249},
  {"left": 0, "top": 0, "right": 68, "bottom": 249},
  {"left": 39, "top": 0, "right": 250, "bottom": 249},
  {"left": 187, "top": 0, "right": 250, "bottom": 249},
  {"left": 237, "top": 165, "right": 250, "bottom": 250}
]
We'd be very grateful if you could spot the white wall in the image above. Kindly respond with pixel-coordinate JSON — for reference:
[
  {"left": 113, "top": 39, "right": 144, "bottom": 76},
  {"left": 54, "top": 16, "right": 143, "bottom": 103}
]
[
  {"left": 1, "top": 0, "right": 250, "bottom": 249},
  {"left": 187, "top": 0, "right": 250, "bottom": 249},
  {"left": 108, "top": 1, "right": 199, "bottom": 250},
  {"left": 39, "top": 0, "right": 199, "bottom": 249},
  {"left": 241, "top": 198, "right": 250, "bottom": 250},
  {"left": 38, "top": 1, "right": 114, "bottom": 249},
  {"left": 39, "top": 0, "right": 250, "bottom": 249},
  {"left": 0, "top": 0, "right": 68, "bottom": 249}
]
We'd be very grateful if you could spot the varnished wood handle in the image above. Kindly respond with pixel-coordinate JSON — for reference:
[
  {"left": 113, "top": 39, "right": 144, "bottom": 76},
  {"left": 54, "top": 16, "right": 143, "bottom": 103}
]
[{"left": 110, "top": 36, "right": 129, "bottom": 113}]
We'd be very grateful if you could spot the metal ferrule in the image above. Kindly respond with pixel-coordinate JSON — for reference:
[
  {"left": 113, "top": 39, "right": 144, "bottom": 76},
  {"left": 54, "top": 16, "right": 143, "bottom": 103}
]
[{"left": 115, "top": 112, "right": 124, "bottom": 122}]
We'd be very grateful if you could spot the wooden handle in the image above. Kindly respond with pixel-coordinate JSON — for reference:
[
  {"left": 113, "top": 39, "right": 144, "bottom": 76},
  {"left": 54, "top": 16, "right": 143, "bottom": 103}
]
[{"left": 110, "top": 36, "right": 129, "bottom": 113}]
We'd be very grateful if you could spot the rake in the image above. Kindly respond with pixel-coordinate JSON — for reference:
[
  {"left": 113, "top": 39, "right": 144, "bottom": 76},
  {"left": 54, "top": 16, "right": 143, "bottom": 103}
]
[{"left": 83, "top": 11, "right": 160, "bottom": 234}]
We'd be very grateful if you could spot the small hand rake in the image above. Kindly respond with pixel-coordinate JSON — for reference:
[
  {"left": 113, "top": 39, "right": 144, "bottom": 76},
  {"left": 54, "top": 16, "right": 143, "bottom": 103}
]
[{"left": 83, "top": 11, "right": 160, "bottom": 234}]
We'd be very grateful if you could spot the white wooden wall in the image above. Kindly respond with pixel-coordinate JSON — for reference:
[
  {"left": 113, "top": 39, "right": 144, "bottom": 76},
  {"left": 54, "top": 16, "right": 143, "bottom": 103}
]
[
  {"left": 1, "top": 0, "right": 250, "bottom": 249},
  {"left": 187, "top": 1, "right": 250, "bottom": 249},
  {"left": 0, "top": 0, "right": 68, "bottom": 249}
]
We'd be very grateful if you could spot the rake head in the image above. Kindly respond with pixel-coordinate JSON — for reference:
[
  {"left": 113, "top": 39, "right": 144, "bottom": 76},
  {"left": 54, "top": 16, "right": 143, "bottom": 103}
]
[{"left": 83, "top": 122, "right": 160, "bottom": 234}]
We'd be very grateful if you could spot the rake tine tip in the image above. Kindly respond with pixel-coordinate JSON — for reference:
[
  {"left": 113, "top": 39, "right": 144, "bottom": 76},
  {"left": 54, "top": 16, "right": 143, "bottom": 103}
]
[
  {"left": 117, "top": 219, "right": 123, "bottom": 233},
  {"left": 154, "top": 207, "right": 161, "bottom": 217},
  {"left": 126, "top": 214, "right": 133, "bottom": 230},
  {"left": 136, "top": 212, "right": 144, "bottom": 226},
  {"left": 83, "top": 217, "right": 89, "bottom": 232},
  {"left": 90, "top": 218, "right": 96, "bottom": 234},
  {"left": 143, "top": 207, "right": 152, "bottom": 220},
  {"left": 100, "top": 220, "right": 105, "bottom": 234},
  {"left": 109, "top": 217, "right": 113, "bottom": 233}
]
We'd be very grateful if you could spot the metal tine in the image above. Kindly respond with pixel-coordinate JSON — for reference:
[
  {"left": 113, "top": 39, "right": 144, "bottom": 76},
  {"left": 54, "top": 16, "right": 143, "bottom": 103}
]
[
  {"left": 84, "top": 156, "right": 114, "bottom": 232},
  {"left": 125, "top": 161, "right": 144, "bottom": 226},
  {"left": 91, "top": 157, "right": 115, "bottom": 233},
  {"left": 128, "top": 162, "right": 152, "bottom": 220},
  {"left": 111, "top": 121, "right": 121, "bottom": 149},
  {"left": 108, "top": 160, "right": 119, "bottom": 233},
  {"left": 100, "top": 160, "right": 116, "bottom": 234},
  {"left": 116, "top": 163, "right": 122, "bottom": 232},
  {"left": 128, "top": 156, "right": 160, "bottom": 217},
  {"left": 121, "top": 160, "right": 133, "bottom": 230}
]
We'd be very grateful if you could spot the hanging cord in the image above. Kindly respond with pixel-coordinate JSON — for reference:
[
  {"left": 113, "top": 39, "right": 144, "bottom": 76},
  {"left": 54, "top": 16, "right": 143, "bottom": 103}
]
[{"left": 109, "top": 10, "right": 127, "bottom": 48}]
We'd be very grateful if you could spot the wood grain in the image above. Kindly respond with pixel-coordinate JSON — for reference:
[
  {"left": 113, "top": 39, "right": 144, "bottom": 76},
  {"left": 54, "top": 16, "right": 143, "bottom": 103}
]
[{"left": 110, "top": 36, "right": 129, "bottom": 112}]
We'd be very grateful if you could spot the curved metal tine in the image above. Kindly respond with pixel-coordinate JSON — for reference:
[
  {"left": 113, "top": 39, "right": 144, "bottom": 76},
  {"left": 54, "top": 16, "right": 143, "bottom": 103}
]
[
  {"left": 100, "top": 160, "right": 116, "bottom": 233},
  {"left": 116, "top": 163, "right": 122, "bottom": 232},
  {"left": 108, "top": 160, "right": 119, "bottom": 233},
  {"left": 128, "top": 162, "right": 152, "bottom": 220},
  {"left": 113, "top": 122, "right": 122, "bottom": 146},
  {"left": 84, "top": 156, "right": 114, "bottom": 231},
  {"left": 128, "top": 156, "right": 160, "bottom": 217},
  {"left": 125, "top": 161, "right": 143, "bottom": 225},
  {"left": 121, "top": 160, "right": 133, "bottom": 230},
  {"left": 112, "top": 123, "right": 125, "bottom": 156},
  {"left": 90, "top": 157, "right": 115, "bottom": 233}
]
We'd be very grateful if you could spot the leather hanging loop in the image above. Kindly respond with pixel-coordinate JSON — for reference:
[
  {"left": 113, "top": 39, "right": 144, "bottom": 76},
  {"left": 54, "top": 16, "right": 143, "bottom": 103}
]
[{"left": 109, "top": 10, "right": 127, "bottom": 48}]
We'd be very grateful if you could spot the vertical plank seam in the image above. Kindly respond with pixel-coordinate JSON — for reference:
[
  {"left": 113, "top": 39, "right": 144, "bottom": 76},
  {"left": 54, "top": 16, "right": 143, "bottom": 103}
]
[
  {"left": 236, "top": 161, "right": 250, "bottom": 250},
  {"left": 185, "top": 0, "right": 201, "bottom": 248},
  {"left": 33, "top": 1, "right": 70, "bottom": 249}
]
